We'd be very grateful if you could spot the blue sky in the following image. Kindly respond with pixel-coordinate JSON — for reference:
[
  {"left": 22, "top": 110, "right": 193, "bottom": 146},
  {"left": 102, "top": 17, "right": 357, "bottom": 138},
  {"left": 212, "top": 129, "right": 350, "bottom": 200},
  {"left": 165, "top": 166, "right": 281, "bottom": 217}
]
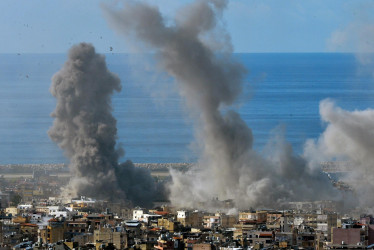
[{"left": 0, "top": 0, "right": 373, "bottom": 53}]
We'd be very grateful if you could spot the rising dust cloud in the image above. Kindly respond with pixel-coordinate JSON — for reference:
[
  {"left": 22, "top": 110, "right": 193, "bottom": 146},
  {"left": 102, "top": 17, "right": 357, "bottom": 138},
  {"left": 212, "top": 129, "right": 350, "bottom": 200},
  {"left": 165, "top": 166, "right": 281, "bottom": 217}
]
[
  {"left": 49, "top": 43, "right": 159, "bottom": 207},
  {"left": 305, "top": 7, "right": 374, "bottom": 210},
  {"left": 102, "top": 0, "right": 339, "bottom": 210},
  {"left": 49, "top": 1, "right": 373, "bottom": 210}
]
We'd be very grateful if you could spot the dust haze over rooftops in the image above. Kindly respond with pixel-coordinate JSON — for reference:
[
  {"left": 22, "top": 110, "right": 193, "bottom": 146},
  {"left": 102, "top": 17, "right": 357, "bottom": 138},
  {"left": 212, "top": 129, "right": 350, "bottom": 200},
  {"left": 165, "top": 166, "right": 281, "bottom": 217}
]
[{"left": 2, "top": 0, "right": 374, "bottom": 211}]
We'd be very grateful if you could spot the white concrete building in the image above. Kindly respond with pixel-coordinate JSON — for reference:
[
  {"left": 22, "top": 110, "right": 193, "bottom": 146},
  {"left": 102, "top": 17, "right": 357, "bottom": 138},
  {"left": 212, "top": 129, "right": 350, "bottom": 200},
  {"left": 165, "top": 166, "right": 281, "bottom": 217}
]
[
  {"left": 17, "top": 204, "right": 33, "bottom": 210},
  {"left": 133, "top": 208, "right": 146, "bottom": 221}
]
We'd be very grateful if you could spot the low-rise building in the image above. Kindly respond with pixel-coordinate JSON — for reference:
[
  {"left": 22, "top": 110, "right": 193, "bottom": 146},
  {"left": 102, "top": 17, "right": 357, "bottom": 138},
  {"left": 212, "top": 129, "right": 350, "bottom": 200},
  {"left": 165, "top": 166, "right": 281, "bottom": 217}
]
[
  {"left": 331, "top": 227, "right": 365, "bottom": 248},
  {"left": 203, "top": 215, "right": 220, "bottom": 229},
  {"left": 94, "top": 227, "right": 127, "bottom": 249}
]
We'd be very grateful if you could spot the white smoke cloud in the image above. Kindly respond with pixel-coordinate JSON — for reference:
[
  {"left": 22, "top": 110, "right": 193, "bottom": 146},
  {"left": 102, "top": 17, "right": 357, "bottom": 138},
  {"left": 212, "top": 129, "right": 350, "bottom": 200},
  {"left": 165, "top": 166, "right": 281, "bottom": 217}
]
[
  {"left": 304, "top": 99, "right": 374, "bottom": 207},
  {"left": 307, "top": 2, "right": 374, "bottom": 209}
]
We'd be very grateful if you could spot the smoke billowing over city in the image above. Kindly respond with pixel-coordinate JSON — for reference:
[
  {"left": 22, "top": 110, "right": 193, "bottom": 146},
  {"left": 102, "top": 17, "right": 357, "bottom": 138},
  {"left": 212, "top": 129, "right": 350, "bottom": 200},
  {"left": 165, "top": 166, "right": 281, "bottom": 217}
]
[
  {"left": 304, "top": 99, "right": 374, "bottom": 208},
  {"left": 49, "top": 43, "right": 158, "bottom": 207},
  {"left": 4, "top": 0, "right": 374, "bottom": 248},
  {"left": 102, "top": 0, "right": 339, "bottom": 210},
  {"left": 304, "top": 11, "right": 374, "bottom": 209}
]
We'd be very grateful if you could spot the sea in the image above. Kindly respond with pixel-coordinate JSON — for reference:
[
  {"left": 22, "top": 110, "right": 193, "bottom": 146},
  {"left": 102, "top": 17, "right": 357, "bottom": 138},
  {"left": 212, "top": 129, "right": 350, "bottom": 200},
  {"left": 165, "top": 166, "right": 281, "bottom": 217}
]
[{"left": 0, "top": 53, "right": 373, "bottom": 164}]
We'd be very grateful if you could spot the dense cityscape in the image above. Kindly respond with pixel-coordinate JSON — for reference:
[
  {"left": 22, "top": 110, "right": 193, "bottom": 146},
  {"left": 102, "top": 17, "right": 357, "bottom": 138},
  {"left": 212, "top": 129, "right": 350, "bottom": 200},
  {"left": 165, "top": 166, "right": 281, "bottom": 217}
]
[
  {"left": 0, "top": 163, "right": 372, "bottom": 250},
  {"left": 2, "top": 0, "right": 374, "bottom": 249}
]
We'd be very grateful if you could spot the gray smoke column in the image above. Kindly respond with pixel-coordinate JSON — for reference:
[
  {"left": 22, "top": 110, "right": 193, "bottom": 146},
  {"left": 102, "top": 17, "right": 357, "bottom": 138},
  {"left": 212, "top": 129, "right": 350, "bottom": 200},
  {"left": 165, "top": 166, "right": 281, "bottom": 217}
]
[
  {"left": 49, "top": 43, "right": 157, "bottom": 206},
  {"left": 102, "top": 0, "right": 338, "bottom": 209}
]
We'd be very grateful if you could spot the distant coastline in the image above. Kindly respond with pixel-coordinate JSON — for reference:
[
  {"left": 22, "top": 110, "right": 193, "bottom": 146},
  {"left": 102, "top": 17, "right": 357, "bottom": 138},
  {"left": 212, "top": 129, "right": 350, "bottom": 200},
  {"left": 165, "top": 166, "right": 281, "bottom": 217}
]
[
  {"left": 0, "top": 163, "right": 193, "bottom": 178},
  {"left": 1, "top": 53, "right": 373, "bottom": 164}
]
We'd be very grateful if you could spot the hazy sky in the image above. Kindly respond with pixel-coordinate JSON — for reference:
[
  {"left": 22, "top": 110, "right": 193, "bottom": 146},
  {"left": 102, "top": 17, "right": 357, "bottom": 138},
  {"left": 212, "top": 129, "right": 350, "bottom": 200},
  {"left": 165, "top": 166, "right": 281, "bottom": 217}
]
[{"left": 1, "top": 0, "right": 373, "bottom": 53}]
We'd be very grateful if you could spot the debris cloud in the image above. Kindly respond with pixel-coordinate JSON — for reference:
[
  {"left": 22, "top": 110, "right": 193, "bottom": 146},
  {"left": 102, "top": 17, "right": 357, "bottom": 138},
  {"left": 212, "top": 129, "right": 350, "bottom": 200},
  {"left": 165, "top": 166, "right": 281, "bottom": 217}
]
[
  {"left": 103, "top": 0, "right": 337, "bottom": 210},
  {"left": 309, "top": 5, "right": 374, "bottom": 209},
  {"left": 304, "top": 100, "right": 374, "bottom": 207},
  {"left": 49, "top": 43, "right": 157, "bottom": 206}
]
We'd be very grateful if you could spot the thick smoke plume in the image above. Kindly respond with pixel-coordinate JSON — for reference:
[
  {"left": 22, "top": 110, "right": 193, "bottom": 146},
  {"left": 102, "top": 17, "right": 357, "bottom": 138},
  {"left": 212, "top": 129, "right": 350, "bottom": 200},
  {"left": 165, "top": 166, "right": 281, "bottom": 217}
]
[
  {"left": 103, "top": 0, "right": 337, "bottom": 210},
  {"left": 307, "top": 5, "right": 374, "bottom": 209},
  {"left": 49, "top": 43, "right": 157, "bottom": 206},
  {"left": 304, "top": 100, "right": 374, "bottom": 208}
]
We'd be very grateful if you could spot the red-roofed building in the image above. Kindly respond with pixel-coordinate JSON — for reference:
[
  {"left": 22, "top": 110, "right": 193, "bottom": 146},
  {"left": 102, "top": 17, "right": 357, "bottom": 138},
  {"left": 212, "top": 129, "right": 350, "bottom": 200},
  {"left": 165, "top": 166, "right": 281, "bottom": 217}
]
[{"left": 155, "top": 211, "right": 169, "bottom": 216}]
